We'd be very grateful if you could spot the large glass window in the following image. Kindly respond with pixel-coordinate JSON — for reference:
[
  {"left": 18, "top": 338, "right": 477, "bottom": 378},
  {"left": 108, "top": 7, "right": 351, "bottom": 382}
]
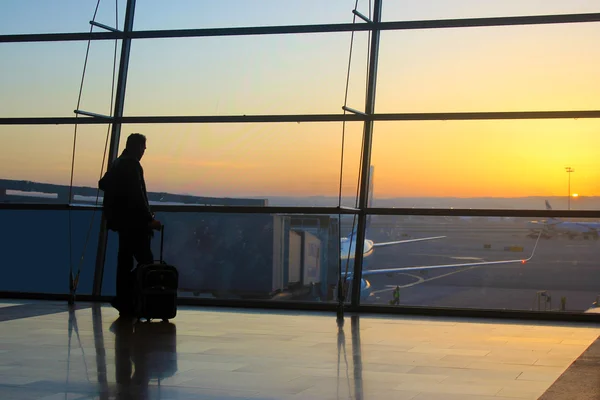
[
  {"left": 0, "top": 208, "right": 100, "bottom": 295},
  {"left": 133, "top": 0, "right": 373, "bottom": 30},
  {"left": 376, "top": 23, "right": 600, "bottom": 113},
  {"left": 2, "top": 1, "right": 599, "bottom": 316},
  {"left": 124, "top": 34, "right": 370, "bottom": 116},
  {"left": 102, "top": 211, "right": 344, "bottom": 304},
  {"left": 0, "top": 125, "right": 113, "bottom": 204},
  {"left": 370, "top": 120, "right": 600, "bottom": 208},
  {"left": 381, "top": 1, "right": 600, "bottom": 22},
  {"left": 117, "top": 122, "right": 364, "bottom": 207},
  {"left": 359, "top": 214, "right": 600, "bottom": 312},
  {"left": 0, "top": 0, "right": 126, "bottom": 35},
  {"left": 0, "top": 41, "right": 121, "bottom": 118}
]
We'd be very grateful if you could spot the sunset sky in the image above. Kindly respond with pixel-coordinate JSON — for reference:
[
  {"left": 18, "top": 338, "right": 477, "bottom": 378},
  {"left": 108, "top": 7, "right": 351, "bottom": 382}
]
[{"left": 1, "top": 0, "right": 599, "bottom": 201}]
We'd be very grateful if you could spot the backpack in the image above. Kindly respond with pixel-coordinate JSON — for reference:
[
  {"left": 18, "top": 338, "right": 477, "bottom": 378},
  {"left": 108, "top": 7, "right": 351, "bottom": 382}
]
[{"left": 99, "top": 168, "right": 119, "bottom": 231}]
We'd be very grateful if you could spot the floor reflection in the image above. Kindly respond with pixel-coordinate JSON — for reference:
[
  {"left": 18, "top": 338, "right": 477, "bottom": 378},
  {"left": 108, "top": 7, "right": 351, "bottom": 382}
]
[
  {"left": 34, "top": 302, "right": 594, "bottom": 400},
  {"left": 66, "top": 304, "right": 94, "bottom": 391},
  {"left": 110, "top": 316, "right": 178, "bottom": 398},
  {"left": 91, "top": 304, "right": 109, "bottom": 397},
  {"left": 68, "top": 304, "right": 178, "bottom": 399},
  {"left": 337, "top": 315, "right": 363, "bottom": 400}
]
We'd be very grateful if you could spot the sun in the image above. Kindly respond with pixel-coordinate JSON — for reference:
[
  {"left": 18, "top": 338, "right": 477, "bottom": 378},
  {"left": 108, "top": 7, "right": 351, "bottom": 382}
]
[{"left": 572, "top": 193, "right": 579, "bottom": 197}]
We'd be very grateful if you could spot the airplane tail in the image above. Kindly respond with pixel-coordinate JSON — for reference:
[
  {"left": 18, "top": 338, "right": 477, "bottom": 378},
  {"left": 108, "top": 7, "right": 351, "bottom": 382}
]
[{"left": 545, "top": 200, "right": 560, "bottom": 224}]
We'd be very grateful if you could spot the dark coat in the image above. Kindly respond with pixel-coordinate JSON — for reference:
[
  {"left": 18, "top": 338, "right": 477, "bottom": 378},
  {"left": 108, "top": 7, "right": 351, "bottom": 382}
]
[{"left": 98, "top": 149, "right": 153, "bottom": 231}]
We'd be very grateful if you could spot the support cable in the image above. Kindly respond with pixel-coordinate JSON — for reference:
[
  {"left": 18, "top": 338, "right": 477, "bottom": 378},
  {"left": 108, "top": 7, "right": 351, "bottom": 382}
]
[
  {"left": 68, "top": 0, "right": 119, "bottom": 304},
  {"left": 337, "top": 0, "right": 369, "bottom": 324}
]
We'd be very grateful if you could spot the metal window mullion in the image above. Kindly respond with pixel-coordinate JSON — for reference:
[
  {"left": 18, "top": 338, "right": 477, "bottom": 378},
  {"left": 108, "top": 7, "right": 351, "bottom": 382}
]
[
  {"left": 92, "top": 0, "right": 137, "bottom": 297},
  {"left": 351, "top": 0, "right": 383, "bottom": 309},
  {"left": 3, "top": 12, "right": 600, "bottom": 43},
  {"left": 2, "top": 203, "right": 600, "bottom": 219},
  {"left": 364, "top": 208, "right": 600, "bottom": 218},
  {"left": 3, "top": 110, "right": 600, "bottom": 126}
]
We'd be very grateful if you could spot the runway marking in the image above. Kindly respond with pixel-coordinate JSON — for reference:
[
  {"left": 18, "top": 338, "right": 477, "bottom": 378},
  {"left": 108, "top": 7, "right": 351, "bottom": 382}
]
[
  {"left": 373, "top": 273, "right": 424, "bottom": 293},
  {"left": 370, "top": 266, "right": 480, "bottom": 296},
  {"left": 408, "top": 253, "right": 485, "bottom": 261}
]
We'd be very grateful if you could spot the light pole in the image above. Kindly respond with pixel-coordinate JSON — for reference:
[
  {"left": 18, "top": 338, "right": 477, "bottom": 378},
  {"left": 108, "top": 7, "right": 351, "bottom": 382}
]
[{"left": 565, "top": 167, "right": 574, "bottom": 210}]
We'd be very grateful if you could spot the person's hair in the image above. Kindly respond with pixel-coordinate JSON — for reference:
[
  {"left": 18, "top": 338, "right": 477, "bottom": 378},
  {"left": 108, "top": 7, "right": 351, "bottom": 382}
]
[{"left": 125, "top": 133, "right": 146, "bottom": 150}]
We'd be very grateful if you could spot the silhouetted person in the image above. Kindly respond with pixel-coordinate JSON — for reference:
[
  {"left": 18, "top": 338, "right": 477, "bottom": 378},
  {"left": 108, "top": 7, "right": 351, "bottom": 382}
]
[{"left": 99, "top": 133, "right": 161, "bottom": 316}]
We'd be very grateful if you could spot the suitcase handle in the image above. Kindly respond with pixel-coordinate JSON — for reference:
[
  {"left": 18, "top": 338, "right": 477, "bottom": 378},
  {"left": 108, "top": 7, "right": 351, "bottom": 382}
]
[{"left": 130, "top": 225, "right": 165, "bottom": 272}]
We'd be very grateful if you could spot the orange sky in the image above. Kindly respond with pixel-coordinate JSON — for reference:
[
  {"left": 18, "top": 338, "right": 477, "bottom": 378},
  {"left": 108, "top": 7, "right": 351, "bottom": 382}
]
[
  {"left": 372, "top": 119, "right": 600, "bottom": 198},
  {"left": 2, "top": 117, "right": 599, "bottom": 199},
  {"left": 1, "top": 14, "right": 599, "bottom": 200}
]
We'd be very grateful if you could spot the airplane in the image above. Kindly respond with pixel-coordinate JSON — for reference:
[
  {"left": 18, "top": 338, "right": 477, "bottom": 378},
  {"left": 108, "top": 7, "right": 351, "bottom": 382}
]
[
  {"left": 339, "top": 226, "right": 540, "bottom": 301},
  {"left": 527, "top": 200, "right": 600, "bottom": 240},
  {"left": 339, "top": 165, "right": 447, "bottom": 270},
  {"left": 337, "top": 167, "right": 542, "bottom": 301},
  {"left": 339, "top": 227, "right": 446, "bottom": 269}
]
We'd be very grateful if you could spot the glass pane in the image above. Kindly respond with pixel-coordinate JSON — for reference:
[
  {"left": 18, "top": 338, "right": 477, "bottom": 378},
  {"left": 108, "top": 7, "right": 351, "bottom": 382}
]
[
  {"left": 116, "top": 122, "right": 363, "bottom": 207},
  {"left": 376, "top": 23, "right": 600, "bottom": 113},
  {"left": 124, "top": 33, "right": 370, "bottom": 116},
  {"left": 359, "top": 215, "right": 600, "bottom": 313},
  {"left": 0, "top": 209, "right": 100, "bottom": 295},
  {"left": 133, "top": 0, "right": 373, "bottom": 30},
  {"left": 102, "top": 211, "right": 344, "bottom": 304},
  {"left": 0, "top": 0, "right": 126, "bottom": 34},
  {"left": 371, "top": 120, "right": 600, "bottom": 208},
  {"left": 0, "top": 125, "right": 113, "bottom": 204},
  {"left": 382, "top": 0, "right": 600, "bottom": 21},
  {"left": 0, "top": 41, "right": 121, "bottom": 118}
]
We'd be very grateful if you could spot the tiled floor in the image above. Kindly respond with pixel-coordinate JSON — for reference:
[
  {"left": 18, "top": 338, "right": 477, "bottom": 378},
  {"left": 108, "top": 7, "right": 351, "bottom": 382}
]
[{"left": 0, "top": 302, "right": 597, "bottom": 399}]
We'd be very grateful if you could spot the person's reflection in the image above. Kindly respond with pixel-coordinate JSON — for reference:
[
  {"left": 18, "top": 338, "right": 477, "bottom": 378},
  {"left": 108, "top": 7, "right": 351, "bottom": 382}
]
[
  {"left": 336, "top": 315, "right": 363, "bottom": 400},
  {"left": 91, "top": 304, "right": 109, "bottom": 400},
  {"left": 110, "top": 317, "right": 178, "bottom": 398}
]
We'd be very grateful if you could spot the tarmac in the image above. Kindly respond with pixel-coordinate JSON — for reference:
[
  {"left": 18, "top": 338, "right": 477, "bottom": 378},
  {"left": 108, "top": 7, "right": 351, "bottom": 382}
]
[{"left": 361, "top": 218, "right": 600, "bottom": 312}]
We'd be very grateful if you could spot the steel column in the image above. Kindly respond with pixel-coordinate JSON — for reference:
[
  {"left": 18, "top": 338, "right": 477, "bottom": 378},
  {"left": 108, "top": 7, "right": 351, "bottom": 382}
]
[
  {"left": 351, "top": 0, "right": 383, "bottom": 308},
  {"left": 92, "top": 0, "right": 137, "bottom": 296}
]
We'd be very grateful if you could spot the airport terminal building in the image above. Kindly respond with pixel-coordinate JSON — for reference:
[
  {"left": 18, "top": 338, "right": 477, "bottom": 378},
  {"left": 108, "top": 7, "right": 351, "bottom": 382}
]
[{"left": 1, "top": 1, "right": 600, "bottom": 398}]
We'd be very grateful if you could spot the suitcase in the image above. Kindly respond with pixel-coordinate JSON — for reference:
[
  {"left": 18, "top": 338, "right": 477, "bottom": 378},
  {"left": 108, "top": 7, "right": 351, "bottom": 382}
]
[{"left": 133, "top": 225, "right": 179, "bottom": 321}]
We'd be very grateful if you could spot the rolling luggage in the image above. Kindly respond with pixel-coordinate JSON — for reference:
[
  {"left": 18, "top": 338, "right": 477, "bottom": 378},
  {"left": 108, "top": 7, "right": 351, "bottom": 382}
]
[{"left": 133, "top": 225, "right": 179, "bottom": 321}]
